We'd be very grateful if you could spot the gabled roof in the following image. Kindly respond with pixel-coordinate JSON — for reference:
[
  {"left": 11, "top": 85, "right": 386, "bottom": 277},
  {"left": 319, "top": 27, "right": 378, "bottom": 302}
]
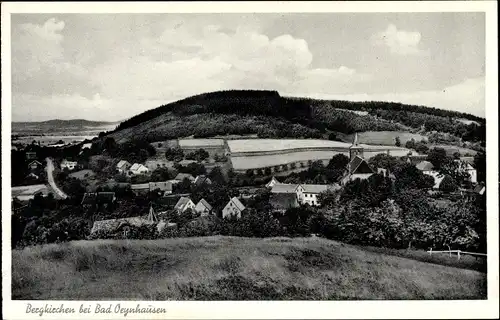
[
  {"left": 149, "top": 181, "right": 173, "bottom": 191},
  {"left": 271, "top": 184, "right": 299, "bottom": 194},
  {"left": 348, "top": 156, "right": 373, "bottom": 174},
  {"left": 116, "top": 160, "right": 131, "bottom": 169},
  {"left": 196, "top": 198, "right": 213, "bottom": 211},
  {"left": 266, "top": 176, "right": 280, "bottom": 187},
  {"left": 416, "top": 161, "right": 434, "bottom": 171},
  {"left": 194, "top": 175, "right": 212, "bottom": 185},
  {"left": 473, "top": 184, "right": 485, "bottom": 194},
  {"left": 28, "top": 160, "right": 42, "bottom": 166},
  {"left": 300, "top": 184, "right": 329, "bottom": 194},
  {"left": 228, "top": 197, "right": 246, "bottom": 211},
  {"left": 175, "top": 173, "right": 195, "bottom": 181},
  {"left": 174, "top": 196, "right": 193, "bottom": 210},
  {"left": 130, "top": 163, "right": 147, "bottom": 171}
]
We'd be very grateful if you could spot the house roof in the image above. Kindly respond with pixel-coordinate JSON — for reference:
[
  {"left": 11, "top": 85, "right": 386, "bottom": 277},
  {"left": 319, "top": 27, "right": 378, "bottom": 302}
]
[
  {"left": 175, "top": 173, "right": 195, "bottom": 181},
  {"left": 28, "top": 160, "right": 42, "bottom": 166},
  {"left": 149, "top": 181, "right": 173, "bottom": 191},
  {"left": 116, "top": 160, "right": 130, "bottom": 169},
  {"left": 174, "top": 196, "right": 193, "bottom": 209},
  {"left": 228, "top": 197, "right": 246, "bottom": 211},
  {"left": 270, "top": 193, "right": 299, "bottom": 210},
  {"left": 348, "top": 156, "right": 373, "bottom": 174},
  {"left": 271, "top": 184, "right": 299, "bottom": 193},
  {"left": 266, "top": 176, "right": 280, "bottom": 187},
  {"left": 131, "top": 183, "right": 149, "bottom": 190},
  {"left": 416, "top": 161, "right": 434, "bottom": 171},
  {"left": 473, "top": 184, "right": 485, "bottom": 194},
  {"left": 194, "top": 175, "right": 212, "bottom": 185},
  {"left": 197, "top": 198, "right": 213, "bottom": 211},
  {"left": 130, "top": 163, "right": 147, "bottom": 171},
  {"left": 300, "top": 184, "right": 329, "bottom": 194}
]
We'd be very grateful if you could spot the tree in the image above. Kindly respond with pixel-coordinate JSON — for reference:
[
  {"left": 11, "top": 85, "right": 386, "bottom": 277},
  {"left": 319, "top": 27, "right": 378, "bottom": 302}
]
[
  {"left": 439, "top": 175, "right": 458, "bottom": 192},
  {"left": 368, "top": 153, "right": 401, "bottom": 172},
  {"left": 393, "top": 163, "right": 435, "bottom": 191},
  {"left": 208, "top": 166, "right": 226, "bottom": 185},
  {"left": 405, "top": 138, "right": 416, "bottom": 150},
  {"left": 327, "top": 154, "right": 349, "bottom": 171},
  {"left": 264, "top": 167, "right": 272, "bottom": 176},
  {"left": 395, "top": 136, "right": 401, "bottom": 147},
  {"left": 427, "top": 147, "right": 449, "bottom": 170},
  {"left": 474, "top": 152, "right": 486, "bottom": 182},
  {"left": 453, "top": 151, "right": 461, "bottom": 160},
  {"left": 317, "top": 190, "right": 339, "bottom": 207}
]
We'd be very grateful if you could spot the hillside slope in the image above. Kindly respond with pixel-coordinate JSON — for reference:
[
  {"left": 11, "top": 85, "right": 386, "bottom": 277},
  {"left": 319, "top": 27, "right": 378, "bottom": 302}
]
[
  {"left": 12, "top": 236, "right": 486, "bottom": 300},
  {"left": 106, "top": 90, "right": 485, "bottom": 143}
]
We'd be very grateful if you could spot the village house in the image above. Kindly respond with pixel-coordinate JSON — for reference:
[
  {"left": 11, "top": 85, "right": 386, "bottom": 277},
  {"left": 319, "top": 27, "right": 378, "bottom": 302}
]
[
  {"left": 131, "top": 183, "right": 150, "bottom": 195},
  {"left": 194, "top": 198, "right": 213, "bottom": 216},
  {"left": 222, "top": 197, "right": 246, "bottom": 219},
  {"left": 129, "top": 163, "right": 149, "bottom": 176},
  {"left": 297, "top": 184, "right": 330, "bottom": 206},
  {"left": 28, "top": 160, "right": 42, "bottom": 171},
  {"left": 269, "top": 192, "right": 299, "bottom": 213},
  {"left": 116, "top": 160, "right": 132, "bottom": 174},
  {"left": 174, "top": 196, "right": 196, "bottom": 213},
  {"left": 415, "top": 161, "right": 444, "bottom": 189},
  {"left": 60, "top": 159, "right": 78, "bottom": 171},
  {"left": 194, "top": 175, "right": 212, "bottom": 187},
  {"left": 270, "top": 183, "right": 303, "bottom": 195},
  {"left": 81, "top": 192, "right": 116, "bottom": 208},
  {"left": 266, "top": 176, "right": 280, "bottom": 189},
  {"left": 149, "top": 181, "right": 173, "bottom": 195},
  {"left": 456, "top": 158, "right": 477, "bottom": 184},
  {"left": 174, "top": 173, "right": 195, "bottom": 183}
]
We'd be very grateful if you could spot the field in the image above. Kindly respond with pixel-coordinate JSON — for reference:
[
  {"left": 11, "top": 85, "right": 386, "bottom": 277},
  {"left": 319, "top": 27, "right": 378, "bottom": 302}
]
[
  {"left": 12, "top": 236, "right": 486, "bottom": 300},
  {"left": 345, "top": 131, "right": 428, "bottom": 146},
  {"left": 430, "top": 144, "right": 478, "bottom": 156}
]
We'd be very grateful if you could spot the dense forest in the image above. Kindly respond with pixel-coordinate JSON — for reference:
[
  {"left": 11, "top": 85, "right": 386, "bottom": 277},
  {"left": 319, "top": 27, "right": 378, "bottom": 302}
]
[{"left": 110, "top": 90, "right": 485, "bottom": 143}]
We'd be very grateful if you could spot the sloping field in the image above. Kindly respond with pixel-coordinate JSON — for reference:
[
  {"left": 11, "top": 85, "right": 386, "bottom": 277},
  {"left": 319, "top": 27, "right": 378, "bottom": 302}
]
[
  {"left": 178, "top": 139, "right": 225, "bottom": 148},
  {"left": 12, "top": 236, "right": 486, "bottom": 300},
  {"left": 346, "top": 131, "right": 428, "bottom": 146}
]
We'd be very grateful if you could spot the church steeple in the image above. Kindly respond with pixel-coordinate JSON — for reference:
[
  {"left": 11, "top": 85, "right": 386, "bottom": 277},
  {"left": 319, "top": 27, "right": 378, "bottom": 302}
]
[{"left": 349, "top": 132, "right": 364, "bottom": 161}]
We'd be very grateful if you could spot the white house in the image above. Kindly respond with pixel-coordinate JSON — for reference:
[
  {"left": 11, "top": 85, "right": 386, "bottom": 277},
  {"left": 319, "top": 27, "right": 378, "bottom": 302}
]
[
  {"left": 174, "top": 197, "right": 196, "bottom": 213},
  {"left": 194, "top": 198, "right": 213, "bottom": 216},
  {"left": 266, "top": 177, "right": 280, "bottom": 189},
  {"left": 222, "top": 197, "right": 246, "bottom": 219},
  {"left": 61, "top": 159, "right": 77, "bottom": 171},
  {"left": 455, "top": 159, "right": 477, "bottom": 184},
  {"left": 116, "top": 160, "right": 132, "bottom": 174},
  {"left": 129, "top": 163, "right": 149, "bottom": 175},
  {"left": 297, "top": 184, "right": 329, "bottom": 206},
  {"left": 415, "top": 161, "right": 444, "bottom": 189}
]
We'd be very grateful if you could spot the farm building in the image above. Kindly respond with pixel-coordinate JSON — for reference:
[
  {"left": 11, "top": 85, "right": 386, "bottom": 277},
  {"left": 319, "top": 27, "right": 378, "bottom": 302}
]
[
  {"left": 81, "top": 192, "right": 116, "bottom": 208},
  {"left": 174, "top": 197, "right": 196, "bottom": 213},
  {"left": 116, "top": 160, "right": 131, "bottom": 174},
  {"left": 415, "top": 161, "right": 444, "bottom": 189},
  {"left": 195, "top": 199, "right": 213, "bottom": 216},
  {"left": 27, "top": 160, "right": 42, "bottom": 171},
  {"left": 271, "top": 183, "right": 302, "bottom": 194},
  {"left": 266, "top": 177, "right": 280, "bottom": 188},
  {"left": 297, "top": 184, "right": 331, "bottom": 206},
  {"left": 129, "top": 163, "right": 149, "bottom": 175},
  {"left": 222, "top": 197, "right": 246, "bottom": 219},
  {"left": 60, "top": 159, "right": 77, "bottom": 170},
  {"left": 269, "top": 193, "right": 299, "bottom": 212},
  {"left": 11, "top": 184, "right": 50, "bottom": 201}
]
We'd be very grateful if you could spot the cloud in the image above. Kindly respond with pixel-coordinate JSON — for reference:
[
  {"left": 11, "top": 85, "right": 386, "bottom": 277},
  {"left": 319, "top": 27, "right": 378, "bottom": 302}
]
[
  {"left": 285, "top": 77, "right": 485, "bottom": 117},
  {"left": 372, "top": 24, "right": 428, "bottom": 56}
]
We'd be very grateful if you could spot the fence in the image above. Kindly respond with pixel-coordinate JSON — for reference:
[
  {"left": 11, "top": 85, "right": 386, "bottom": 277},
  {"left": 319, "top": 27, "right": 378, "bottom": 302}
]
[{"left": 427, "top": 247, "right": 487, "bottom": 260}]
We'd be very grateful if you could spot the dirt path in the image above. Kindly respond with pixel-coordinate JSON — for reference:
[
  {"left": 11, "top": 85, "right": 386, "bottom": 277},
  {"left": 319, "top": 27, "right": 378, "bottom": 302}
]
[{"left": 46, "top": 157, "right": 68, "bottom": 199}]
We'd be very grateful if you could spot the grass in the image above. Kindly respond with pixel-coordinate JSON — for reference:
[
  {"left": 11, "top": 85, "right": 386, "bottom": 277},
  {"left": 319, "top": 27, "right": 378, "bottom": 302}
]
[
  {"left": 346, "top": 131, "right": 428, "bottom": 146},
  {"left": 12, "top": 236, "right": 486, "bottom": 300}
]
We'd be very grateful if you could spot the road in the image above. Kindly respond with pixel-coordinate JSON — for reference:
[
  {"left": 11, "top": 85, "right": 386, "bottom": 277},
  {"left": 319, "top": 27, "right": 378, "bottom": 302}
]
[{"left": 46, "top": 158, "right": 68, "bottom": 199}]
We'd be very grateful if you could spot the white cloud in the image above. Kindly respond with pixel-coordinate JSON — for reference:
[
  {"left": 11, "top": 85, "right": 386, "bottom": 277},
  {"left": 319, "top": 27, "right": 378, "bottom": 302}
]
[
  {"left": 372, "top": 24, "right": 428, "bottom": 56},
  {"left": 285, "top": 77, "right": 485, "bottom": 117}
]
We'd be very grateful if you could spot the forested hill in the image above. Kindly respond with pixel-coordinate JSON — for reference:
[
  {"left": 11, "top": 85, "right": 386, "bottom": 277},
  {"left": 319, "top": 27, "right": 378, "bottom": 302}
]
[{"left": 109, "top": 90, "right": 485, "bottom": 143}]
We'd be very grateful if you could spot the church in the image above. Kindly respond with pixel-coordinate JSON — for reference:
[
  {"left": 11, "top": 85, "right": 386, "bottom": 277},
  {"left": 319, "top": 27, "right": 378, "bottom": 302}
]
[{"left": 340, "top": 133, "right": 379, "bottom": 185}]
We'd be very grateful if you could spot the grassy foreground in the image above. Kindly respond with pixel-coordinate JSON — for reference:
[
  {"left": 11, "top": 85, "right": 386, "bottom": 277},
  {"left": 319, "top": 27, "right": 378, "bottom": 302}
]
[{"left": 12, "top": 236, "right": 486, "bottom": 300}]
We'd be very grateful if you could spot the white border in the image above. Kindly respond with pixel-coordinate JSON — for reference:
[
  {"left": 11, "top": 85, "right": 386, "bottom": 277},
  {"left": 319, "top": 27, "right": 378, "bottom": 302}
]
[{"left": 2, "top": 2, "right": 498, "bottom": 319}]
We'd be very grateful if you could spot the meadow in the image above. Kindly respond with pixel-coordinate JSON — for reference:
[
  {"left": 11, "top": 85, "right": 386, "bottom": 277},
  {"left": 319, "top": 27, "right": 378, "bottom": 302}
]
[
  {"left": 345, "top": 131, "right": 428, "bottom": 146},
  {"left": 12, "top": 236, "right": 486, "bottom": 300}
]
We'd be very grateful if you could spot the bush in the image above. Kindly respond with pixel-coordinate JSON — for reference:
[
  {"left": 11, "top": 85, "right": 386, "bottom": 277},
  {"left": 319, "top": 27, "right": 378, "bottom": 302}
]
[{"left": 439, "top": 175, "right": 458, "bottom": 192}]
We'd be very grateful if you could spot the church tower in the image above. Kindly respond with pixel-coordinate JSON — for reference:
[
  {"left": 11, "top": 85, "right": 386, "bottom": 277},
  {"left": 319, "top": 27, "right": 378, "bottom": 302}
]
[{"left": 349, "top": 132, "right": 364, "bottom": 161}]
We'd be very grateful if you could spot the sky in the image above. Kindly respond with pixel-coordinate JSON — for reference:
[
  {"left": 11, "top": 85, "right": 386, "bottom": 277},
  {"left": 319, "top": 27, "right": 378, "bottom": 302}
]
[{"left": 10, "top": 13, "right": 485, "bottom": 121}]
